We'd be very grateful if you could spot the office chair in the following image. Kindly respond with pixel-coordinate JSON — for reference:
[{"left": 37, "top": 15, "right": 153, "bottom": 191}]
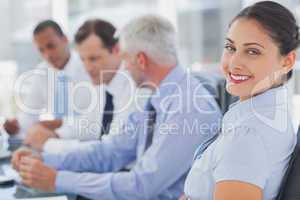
[{"left": 276, "top": 125, "right": 300, "bottom": 200}]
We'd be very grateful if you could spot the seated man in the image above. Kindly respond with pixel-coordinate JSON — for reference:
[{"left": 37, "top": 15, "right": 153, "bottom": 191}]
[
  {"left": 12, "top": 15, "right": 222, "bottom": 199},
  {"left": 4, "top": 20, "right": 89, "bottom": 140},
  {"left": 23, "top": 19, "right": 149, "bottom": 153}
]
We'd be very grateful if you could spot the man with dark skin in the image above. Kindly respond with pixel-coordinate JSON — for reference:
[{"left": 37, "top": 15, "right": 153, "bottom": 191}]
[{"left": 4, "top": 20, "right": 88, "bottom": 147}]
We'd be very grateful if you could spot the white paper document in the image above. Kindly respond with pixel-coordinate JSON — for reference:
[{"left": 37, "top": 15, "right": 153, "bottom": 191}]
[
  {"left": 19, "top": 196, "right": 68, "bottom": 200},
  {"left": 2, "top": 164, "right": 21, "bottom": 182},
  {"left": 0, "top": 175, "right": 13, "bottom": 183}
]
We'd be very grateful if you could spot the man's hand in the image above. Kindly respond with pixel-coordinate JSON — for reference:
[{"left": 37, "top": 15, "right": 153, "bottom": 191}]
[
  {"left": 24, "top": 124, "right": 58, "bottom": 151},
  {"left": 11, "top": 149, "right": 41, "bottom": 171},
  {"left": 4, "top": 118, "right": 20, "bottom": 135},
  {"left": 39, "top": 119, "right": 63, "bottom": 130},
  {"left": 19, "top": 156, "right": 57, "bottom": 192}
]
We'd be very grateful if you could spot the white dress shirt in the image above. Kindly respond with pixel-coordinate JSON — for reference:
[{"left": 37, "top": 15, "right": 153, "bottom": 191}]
[
  {"left": 15, "top": 50, "right": 89, "bottom": 138},
  {"left": 43, "top": 67, "right": 151, "bottom": 154}
]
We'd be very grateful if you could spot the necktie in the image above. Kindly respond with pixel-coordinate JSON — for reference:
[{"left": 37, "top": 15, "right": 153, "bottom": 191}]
[
  {"left": 100, "top": 91, "right": 114, "bottom": 136},
  {"left": 54, "top": 73, "right": 68, "bottom": 119},
  {"left": 144, "top": 102, "right": 156, "bottom": 152}
]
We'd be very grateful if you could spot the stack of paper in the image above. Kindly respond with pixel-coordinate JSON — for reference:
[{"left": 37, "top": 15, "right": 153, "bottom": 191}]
[{"left": 19, "top": 197, "right": 68, "bottom": 200}]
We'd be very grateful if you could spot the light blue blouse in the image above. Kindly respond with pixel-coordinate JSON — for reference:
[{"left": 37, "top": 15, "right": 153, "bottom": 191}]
[{"left": 184, "top": 85, "right": 296, "bottom": 200}]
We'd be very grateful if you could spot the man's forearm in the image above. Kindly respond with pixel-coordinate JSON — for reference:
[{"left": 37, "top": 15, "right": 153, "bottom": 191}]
[{"left": 42, "top": 143, "right": 106, "bottom": 172}]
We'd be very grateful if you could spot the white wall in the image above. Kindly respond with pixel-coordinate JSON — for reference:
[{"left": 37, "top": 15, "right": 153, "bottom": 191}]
[{"left": 0, "top": 0, "right": 12, "bottom": 60}]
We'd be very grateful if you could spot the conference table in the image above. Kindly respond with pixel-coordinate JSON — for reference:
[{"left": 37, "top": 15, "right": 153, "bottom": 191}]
[{"left": 0, "top": 138, "right": 76, "bottom": 200}]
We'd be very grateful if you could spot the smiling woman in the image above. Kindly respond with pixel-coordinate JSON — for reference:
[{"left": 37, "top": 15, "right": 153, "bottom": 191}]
[
  {"left": 182, "top": 1, "right": 299, "bottom": 200},
  {"left": 221, "top": 2, "right": 300, "bottom": 101}
]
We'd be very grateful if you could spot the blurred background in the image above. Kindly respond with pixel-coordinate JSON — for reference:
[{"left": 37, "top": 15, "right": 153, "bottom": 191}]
[{"left": 0, "top": 0, "right": 299, "bottom": 120}]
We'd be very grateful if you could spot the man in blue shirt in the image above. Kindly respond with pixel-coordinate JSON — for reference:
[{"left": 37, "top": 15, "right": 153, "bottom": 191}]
[{"left": 12, "top": 15, "right": 222, "bottom": 200}]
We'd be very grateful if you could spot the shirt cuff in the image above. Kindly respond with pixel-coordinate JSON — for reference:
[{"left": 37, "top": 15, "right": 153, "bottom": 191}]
[
  {"left": 55, "top": 171, "right": 74, "bottom": 193},
  {"left": 42, "top": 153, "right": 64, "bottom": 170}
]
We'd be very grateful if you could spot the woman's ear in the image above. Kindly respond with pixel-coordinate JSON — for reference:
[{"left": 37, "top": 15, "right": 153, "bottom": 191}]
[{"left": 282, "top": 50, "right": 296, "bottom": 74}]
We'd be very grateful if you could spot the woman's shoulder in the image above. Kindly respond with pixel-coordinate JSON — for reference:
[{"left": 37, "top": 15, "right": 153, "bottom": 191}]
[
  {"left": 224, "top": 86, "right": 294, "bottom": 135},
  {"left": 219, "top": 109, "right": 296, "bottom": 171}
]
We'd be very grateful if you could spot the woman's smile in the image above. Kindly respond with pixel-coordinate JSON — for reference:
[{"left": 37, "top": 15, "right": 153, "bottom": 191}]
[{"left": 228, "top": 72, "right": 253, "bottom": 84}]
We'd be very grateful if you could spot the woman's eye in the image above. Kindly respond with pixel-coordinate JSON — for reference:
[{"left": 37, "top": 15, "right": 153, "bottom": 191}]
[
  {"left": 224, "top": 45, "right": 235, "bottom": 53},
  {"left": 247, "top": 49, "right": 261, "bottom": 55}
]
